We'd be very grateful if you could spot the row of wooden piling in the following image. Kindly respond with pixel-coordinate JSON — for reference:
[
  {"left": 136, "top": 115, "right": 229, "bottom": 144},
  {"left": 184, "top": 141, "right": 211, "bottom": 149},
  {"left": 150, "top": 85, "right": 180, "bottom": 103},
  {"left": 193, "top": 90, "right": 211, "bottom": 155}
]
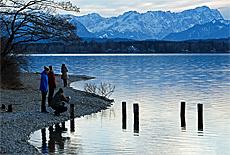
[
  {"left": 180, "top": 102, "right": 203, "bottom": 131},
  {"left": 1, "top": 104, "right": 12, "bottom": 112},
  {"left": 2, "top": 102, "right": 203, "bottom": 132},
  {"left": 122, "top": 101, "right": 204, "bottom": 132},
  {"left": 122, "top": 102, "right": 139, "bottom": 132}
]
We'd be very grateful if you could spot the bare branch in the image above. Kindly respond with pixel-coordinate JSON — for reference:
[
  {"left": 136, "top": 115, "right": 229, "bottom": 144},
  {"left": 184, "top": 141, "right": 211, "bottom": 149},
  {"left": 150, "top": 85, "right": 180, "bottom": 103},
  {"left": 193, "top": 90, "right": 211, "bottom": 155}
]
[
  {"left": 1, "top": 0, "right": 81, "bottom": 88},
  {"left": 1, "top": 0, "right": 81, "bottom": 58},
  {"left": 84, "top": 82, "right": 116, "bottom": 98}
]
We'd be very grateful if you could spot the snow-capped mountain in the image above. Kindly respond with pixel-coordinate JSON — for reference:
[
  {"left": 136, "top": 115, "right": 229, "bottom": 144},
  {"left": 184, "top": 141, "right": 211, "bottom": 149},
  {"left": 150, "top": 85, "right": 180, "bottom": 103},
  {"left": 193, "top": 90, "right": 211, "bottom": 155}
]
[
  {"left": 61, "top": 14, "right": 96, "bottom": 38},
  {"left": 163, "top": 19, "right": 230, "bottom": 41},
  {"left": 64, "top": 6, "right": 225, "bottom": 40}
]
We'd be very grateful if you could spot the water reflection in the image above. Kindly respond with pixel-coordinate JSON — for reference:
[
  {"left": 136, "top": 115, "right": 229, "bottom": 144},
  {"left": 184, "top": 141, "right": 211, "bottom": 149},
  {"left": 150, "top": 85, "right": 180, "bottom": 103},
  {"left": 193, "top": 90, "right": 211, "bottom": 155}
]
[
  {"left": 48, "top": 126, "right": 55, "bottom": 153},
  {"left": 198, "top": 131, "right": 204, "bottom": 136},
  {"left": 40, "top": 122, "right": 71, "bottom": 154},
  {"left": 41, "top": 129, "right": 48, "bottom": 154}
]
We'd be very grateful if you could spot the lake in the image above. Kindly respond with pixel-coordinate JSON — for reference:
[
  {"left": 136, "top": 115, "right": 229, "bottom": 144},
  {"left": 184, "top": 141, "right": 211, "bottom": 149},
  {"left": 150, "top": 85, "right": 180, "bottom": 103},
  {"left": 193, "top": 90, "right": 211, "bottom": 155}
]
[{"left": 28, "top": 54, "right": 230, "bottom": 154}]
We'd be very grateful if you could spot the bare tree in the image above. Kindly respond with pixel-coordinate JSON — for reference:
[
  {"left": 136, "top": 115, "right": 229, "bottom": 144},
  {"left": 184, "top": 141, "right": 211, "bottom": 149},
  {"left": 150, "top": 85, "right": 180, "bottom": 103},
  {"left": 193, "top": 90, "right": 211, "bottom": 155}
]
[
  {"left": 84, "top": 82, "right": 116, "bottom": 98},
  {"left": 0, "top": 0, "right": 81, "bottom": 88}
]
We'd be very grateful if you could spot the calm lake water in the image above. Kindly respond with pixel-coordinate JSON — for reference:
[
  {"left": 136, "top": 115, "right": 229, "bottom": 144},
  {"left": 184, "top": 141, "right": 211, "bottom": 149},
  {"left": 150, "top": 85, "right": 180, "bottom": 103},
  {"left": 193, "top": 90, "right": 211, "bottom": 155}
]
[{"left": 28, "top": 54, "right": 230, "bottom": 154}]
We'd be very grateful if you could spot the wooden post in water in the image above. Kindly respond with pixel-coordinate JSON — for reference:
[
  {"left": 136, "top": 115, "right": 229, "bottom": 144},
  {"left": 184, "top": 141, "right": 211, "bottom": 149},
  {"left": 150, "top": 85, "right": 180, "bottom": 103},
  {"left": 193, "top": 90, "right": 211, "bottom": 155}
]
[
  {"left": 70, "top": 104, "right": 74, "bottom": 119},
  {"left": 122, "top": 102, "right": 127, "bottom": 129},
  {"left": 180, "top": 102, "right": 186, "bottom": 128},
  {"left": 1, "top": 104, "right": 5, "bottom": 109},
  {"left": 197, "top": 103, "right": 203, "bottom": 131},
  {"left": 8, "top": 105, "right": 12, "bottom": 112},
  {"left": 133, "top": 103, "right": 139, "bottom": 133},
  {"left": 70, "top": 119, "right": 75, "bottom": 132}
]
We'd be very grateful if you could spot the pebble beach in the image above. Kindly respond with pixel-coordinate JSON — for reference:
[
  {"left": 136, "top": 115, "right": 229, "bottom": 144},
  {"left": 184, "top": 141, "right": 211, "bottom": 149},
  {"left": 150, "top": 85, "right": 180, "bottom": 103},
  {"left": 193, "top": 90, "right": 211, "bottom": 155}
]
[{"left": 0, "top": 73, "right": 113, "bottom": 154}]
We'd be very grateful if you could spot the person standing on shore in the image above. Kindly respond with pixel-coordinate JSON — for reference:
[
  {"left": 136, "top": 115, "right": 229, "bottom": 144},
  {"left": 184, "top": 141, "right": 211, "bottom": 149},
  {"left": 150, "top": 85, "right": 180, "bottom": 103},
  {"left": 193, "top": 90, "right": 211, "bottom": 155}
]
[
  {"left": 61, "top": 64, "right": 69, "bottom": 87},
  {"left": 50, "top": 88, "right": 71, "bottom": 116},
  {"left": 39, "top": 66, "right": 50, "bottom": 113},
  {"left": 48, "top": 66, "right": 57, "bottom": 107}
]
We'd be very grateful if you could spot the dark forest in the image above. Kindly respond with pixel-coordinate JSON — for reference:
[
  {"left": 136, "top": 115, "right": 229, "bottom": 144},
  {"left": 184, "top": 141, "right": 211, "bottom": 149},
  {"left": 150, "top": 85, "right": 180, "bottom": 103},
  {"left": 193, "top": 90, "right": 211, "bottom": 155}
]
[{"left": 19, "top": 39, "right": 230, "bottom": 54}]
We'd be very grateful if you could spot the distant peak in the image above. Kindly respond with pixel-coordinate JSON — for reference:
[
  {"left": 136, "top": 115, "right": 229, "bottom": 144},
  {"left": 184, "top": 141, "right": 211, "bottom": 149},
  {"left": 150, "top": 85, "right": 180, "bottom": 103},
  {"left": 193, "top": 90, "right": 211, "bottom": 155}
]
[
  {"left": 88, "top": 12, "right": 101, "bottom": 17},
  {"left": 197, "top": 6, "right": 210, "bottom": 9},
  {"left": 194, "top": 6, "right": 211, "bottom": 11},
  {"left": 123, "top": 10, "right": 139, "bottom": 15}
]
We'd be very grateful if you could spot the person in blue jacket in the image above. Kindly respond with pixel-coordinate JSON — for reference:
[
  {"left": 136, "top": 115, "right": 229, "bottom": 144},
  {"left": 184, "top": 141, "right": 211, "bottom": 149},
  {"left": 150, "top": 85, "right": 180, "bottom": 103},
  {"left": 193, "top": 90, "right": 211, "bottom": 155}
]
[{"left": 39, "top": 66, "right": 50, "bottom": 113}]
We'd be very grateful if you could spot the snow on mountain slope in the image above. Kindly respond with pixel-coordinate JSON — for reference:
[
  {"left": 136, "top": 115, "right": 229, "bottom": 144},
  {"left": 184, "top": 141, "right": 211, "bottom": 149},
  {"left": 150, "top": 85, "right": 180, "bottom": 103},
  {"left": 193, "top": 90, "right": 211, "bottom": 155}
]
[
  {"left": 64, "top": 6, "right": 224, "bottom": 40},
  {"left": 163, "top": 19, "right": 230, "bottom": 41}
]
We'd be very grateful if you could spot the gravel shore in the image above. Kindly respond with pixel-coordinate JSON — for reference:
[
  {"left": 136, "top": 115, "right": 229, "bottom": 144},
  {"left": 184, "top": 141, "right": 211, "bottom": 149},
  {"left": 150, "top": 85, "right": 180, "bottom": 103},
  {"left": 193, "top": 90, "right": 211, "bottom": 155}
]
[{"left": 0, "top": 73, "right": 113, "bottom": 154}]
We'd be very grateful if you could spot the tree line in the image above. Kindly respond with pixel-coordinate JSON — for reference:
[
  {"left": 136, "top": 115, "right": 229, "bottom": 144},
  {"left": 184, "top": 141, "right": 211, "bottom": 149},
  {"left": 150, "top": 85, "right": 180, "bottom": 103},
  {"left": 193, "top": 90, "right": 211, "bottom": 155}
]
[{"left": 20, "top": 39, "right": 230, "bottom": 54}]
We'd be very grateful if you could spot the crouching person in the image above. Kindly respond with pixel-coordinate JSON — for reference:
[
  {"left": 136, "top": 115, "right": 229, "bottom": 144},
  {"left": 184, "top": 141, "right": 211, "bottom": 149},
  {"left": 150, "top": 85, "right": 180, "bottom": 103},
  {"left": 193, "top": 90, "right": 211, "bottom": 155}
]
[{"left": 51, "top": 88, "right": 71, "bottom": 116}]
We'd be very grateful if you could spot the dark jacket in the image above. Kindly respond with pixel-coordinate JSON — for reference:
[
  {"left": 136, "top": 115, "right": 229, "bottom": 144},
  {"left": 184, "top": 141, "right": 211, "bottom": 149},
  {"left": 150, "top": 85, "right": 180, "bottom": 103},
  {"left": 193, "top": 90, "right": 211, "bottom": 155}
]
[
  {"left": 39, "top": 71, "right": 48, "bottom": 93},
  {"left": 61, "top": 65, "right": 68, "bottom": 79},
  {"left": 48, "top": 71, "right": 57, "bottom": 88},
  {"left": 50, "top": 90, "right": 70, "bottom": 108}
]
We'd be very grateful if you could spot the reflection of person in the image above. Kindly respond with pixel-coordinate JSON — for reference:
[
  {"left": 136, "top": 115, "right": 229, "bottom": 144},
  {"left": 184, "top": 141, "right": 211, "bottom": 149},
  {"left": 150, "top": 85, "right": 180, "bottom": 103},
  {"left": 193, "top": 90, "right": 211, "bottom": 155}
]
[
  {"left": 48, "top": 66, "right": 57, "bottom": 107},
  {"left": 39, "top": 66, "right": 50, "bottom": 113},
  {"left": 48, "top": 123, "right": 70, "bottom": 152},
  {"left": 50, "top": 88, "right": 70, "bottom": 116},
  {"left": 61, "top": 64, "right": 68, "bottom": 87},
  {"left": 48, "top": 126, "right": 55, "bottom": 153},
  {"left": 41, "top": 128, "right": 49, "bottom": 154}
]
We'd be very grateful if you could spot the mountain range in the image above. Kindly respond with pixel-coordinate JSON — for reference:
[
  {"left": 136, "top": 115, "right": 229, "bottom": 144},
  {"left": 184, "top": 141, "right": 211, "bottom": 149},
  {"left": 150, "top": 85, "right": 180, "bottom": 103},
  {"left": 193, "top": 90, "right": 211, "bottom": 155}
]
[
  {"left": 163, "top": 19, "right": 230, "bottom": 41},
  {"left": 63, "top": 6, "right": 230, "bottom": 41}
]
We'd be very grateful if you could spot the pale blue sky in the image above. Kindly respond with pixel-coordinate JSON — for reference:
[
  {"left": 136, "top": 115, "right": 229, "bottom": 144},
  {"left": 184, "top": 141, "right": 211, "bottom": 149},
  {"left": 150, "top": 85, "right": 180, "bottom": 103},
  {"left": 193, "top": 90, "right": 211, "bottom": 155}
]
[{"left": 64, "top": 0, "right": 230, "bottom": 20}]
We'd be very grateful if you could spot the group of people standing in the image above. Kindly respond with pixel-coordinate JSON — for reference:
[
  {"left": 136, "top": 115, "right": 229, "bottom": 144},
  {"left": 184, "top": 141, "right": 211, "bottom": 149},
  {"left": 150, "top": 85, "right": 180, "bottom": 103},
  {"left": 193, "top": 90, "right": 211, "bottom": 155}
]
[{"left": 39, "top": 64, "right": 71, "bottom": 116}]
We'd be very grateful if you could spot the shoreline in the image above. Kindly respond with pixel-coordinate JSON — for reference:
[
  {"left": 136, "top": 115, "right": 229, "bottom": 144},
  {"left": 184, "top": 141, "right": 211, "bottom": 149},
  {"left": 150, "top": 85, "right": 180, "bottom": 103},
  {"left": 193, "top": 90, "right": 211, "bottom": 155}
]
[
  {"left": 0, "top": 73, "right": 113, "bottom": 154},
  {"left": 23, "top": 53, "right": 230, "bottom": 56}
]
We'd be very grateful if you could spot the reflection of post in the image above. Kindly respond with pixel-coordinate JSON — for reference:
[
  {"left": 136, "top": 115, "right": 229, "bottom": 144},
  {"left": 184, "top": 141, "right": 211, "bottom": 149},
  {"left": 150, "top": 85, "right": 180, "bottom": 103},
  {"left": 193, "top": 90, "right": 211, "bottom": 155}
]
[
  {"left": 122, "top": 102, "right": 127, "bottom": 129},
  {"left": 133, "top": 103, "right": 139, "bottom": 133},
  {"left": 70, "top": 104, "right": 74, "bottom": 119},
  {"left": 70, "top": 103, "right": 75, "bottom": 132},
  {"left": 180, "top": 102, "right": 186, "bottom": 128},
  {"left": 42, "top": 128, "right": 46, "bottom": 147},
  {"left": 70, "top": 119, "right": 75, "bottom": 132},
  {"left": 61, "top": 122, "right": 67, "bottom": 131},
  {"left": 49, "top": 125, "right": 53, "bottom": 132},
  {"left": 197, "top": 103, "right": 203, "bottom": 131},
  {"left": 41, "top": 128, "right": 48, "bottom": 153}
]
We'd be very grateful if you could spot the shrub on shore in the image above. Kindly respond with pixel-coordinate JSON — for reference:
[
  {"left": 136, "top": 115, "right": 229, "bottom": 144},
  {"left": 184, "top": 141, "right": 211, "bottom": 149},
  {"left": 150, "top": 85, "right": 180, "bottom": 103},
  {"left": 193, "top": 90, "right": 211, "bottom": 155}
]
[
  {"left": 84, "top": 82, "right": 116, "bottom": 98},
  {"left": 0, "top": 53, "right": 31, "bottom": 89}
]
